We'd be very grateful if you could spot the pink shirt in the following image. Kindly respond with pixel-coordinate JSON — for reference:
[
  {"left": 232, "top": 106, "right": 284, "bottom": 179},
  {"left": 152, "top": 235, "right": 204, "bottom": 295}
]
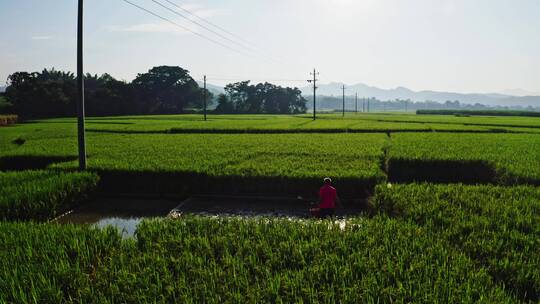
[{"left": 319, "top": 185, "right": 337, "bottom": 209}]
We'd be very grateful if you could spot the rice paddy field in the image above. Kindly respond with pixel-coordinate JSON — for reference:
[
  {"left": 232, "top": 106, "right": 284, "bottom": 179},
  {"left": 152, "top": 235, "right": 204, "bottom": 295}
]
[{"left": 1, "top": 113, "right": 539, "bottom": 302}]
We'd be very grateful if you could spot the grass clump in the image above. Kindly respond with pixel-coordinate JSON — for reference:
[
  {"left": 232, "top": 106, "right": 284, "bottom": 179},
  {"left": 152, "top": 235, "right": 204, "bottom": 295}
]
[{"left": 0, "top": 170, "right": 99, "bottom": 221}]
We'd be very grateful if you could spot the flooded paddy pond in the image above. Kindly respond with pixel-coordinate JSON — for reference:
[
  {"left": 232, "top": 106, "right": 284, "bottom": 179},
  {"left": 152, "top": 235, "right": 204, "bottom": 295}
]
[
  {"left": 170, "top": 195, "right": 365, "bottom": 218},
  {"left": 56, "top": 195, "right": 366, "bottom": 237}
]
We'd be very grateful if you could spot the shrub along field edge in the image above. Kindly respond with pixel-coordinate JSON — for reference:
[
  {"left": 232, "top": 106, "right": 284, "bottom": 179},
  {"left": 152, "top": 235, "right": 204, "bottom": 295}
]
[{"left": 0, "top": 115, "right": 17, "bottom": 126}]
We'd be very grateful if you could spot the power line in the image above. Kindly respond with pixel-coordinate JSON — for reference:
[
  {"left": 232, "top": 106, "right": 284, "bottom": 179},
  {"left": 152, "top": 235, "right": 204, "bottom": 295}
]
[
  {"left": 163, "top": 0, "right": 295, "bottom": 66},
  {"left": 162, "top": 0, "right": 256, "bottom": 50},
  {"left": 120, "top": 0, "right": 250, "bottom": 57},
  {"left": 150, "top": 0, "right": 254, "bottom": 53},
  {"left": 194, "top": 73, "right": 309, "bottom": 80},
  {"left": 191, "top": 73, "right": 310, "bottom": 83},
  {"left": 203, "top": 78, "right": 309, "bottom": 82}
]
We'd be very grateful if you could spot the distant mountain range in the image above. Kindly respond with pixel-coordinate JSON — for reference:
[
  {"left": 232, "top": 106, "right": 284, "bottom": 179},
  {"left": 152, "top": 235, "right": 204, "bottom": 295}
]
[
  {"left": 499, "top": 88, "right": 540, "bottom": 97},
  {"left": 0, "top": 85, "right": 5, "bottom": 93},
  {"left": 197, "top": 82, "right": 225, "bottom": 96},
  {"left": 197, "top": 81, "right": 540, "bottom": 108},
  {"left": 299, "top": 82, "right": 540, "bottom": 108}
]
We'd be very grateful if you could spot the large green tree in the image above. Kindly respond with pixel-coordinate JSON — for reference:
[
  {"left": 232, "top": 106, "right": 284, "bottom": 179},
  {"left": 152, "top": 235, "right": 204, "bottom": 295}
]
[
  {"left": 6, "top": 69, "right": 76, "bottom": 118},
  {"left": 85, "top": 73, "right": 133, "bottom": 116},
  {"left": 219, "top": 81, "right": 306, "bottom": 114},
  {"left": 132, "top": 66, "right": 201, "bottom": 114}
]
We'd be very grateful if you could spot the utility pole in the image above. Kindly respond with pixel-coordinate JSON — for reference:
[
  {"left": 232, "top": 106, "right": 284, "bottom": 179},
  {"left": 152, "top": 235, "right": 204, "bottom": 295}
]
[
  {"left": 203, "top": 75, "right": 207, "bottom": 121},
  {"left": 77, "top": 0, "right": 86, "bottom": 170},
  {"left": 367, "top": 98, "right": 370, "bottom": 113},
  {"left": 363, "top": 97, "right": 365, "bottom": 113},
  {"left": 308, "top": 69, "right": 319, "bottom": 120},
  {"left": 355, "top": 93, "right": 358, "bottom": 114},
  {"left": 342, "top": 84, "right": 346, "bottom": 117}
]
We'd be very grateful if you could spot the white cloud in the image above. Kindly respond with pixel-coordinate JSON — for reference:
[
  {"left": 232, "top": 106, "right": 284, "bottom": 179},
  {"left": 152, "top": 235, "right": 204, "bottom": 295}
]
[
  {"left": 178, "top": 3, "right": 203, "bottom": 11},
  {"left": 186, "top": 8, "right": 229, "bottom": 19},
  {"left": 31, "top": 36, "right": 51, "bottom": 40},
  {"left": 164, "top": 3, "right": 229, "bottom": 19}
]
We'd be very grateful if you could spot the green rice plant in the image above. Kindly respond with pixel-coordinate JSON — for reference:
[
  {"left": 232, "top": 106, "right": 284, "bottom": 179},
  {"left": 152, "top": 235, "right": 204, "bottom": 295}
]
[
  {"left": 1, "top": 115, "right": 539, "bottom": 194},
  {"left": 101, "top": 216, "right": 510, "bottom": 303},
  {"left": 10, "top": 114, "right": 539, "bottom": 135},
  {"left": 1, "top": 133, "right": 388, "bottom": 196},
  {"left": 354, "top": 113, "right": 540, "bottom": 129},
  {"left": 417, "top": 109, "right": 540, "bottom": 117},
  {"left": 0, "top": 217, "right": 512, "bottom": 303},
  {"left": 0, "top": 222, "right": 124, "bottom": 303},
  {"left": 0, "top": 170, "right": 99, "bottom": 221},
  {"left": 388, "top": 133, "right": 540, "bottom": 184},
  {"left": 372, "top": 183, "right": 540, "bottom": 302}
]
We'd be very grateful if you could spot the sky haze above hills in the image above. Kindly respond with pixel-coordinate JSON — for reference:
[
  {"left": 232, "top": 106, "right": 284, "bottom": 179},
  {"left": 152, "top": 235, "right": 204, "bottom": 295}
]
[{"left": 0, "top": 0, "right": 539, "bottom": 95}]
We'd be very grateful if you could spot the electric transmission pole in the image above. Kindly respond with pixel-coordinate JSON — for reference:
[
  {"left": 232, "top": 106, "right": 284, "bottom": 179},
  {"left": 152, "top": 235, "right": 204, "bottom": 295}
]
[
  {"left": 203, "top": 75, "right": 207, "bottom": 121},
  {"left": 367, "top": 98, "right": 370, "bottom": 113},
  {"left": 77, "top": 0, "right": 87, "bottom": 170},
  {"left": 308, "top": 69, "right": 319, "bottom": 120},
  {"left": 342, "top": 85, "right": 346, "bottom": 117},
  {"left": 363, "top": 97, "right": 365, "bottom": 113},
  {"left": 355, "top": 92, "right": 358, "bottom": 114}
]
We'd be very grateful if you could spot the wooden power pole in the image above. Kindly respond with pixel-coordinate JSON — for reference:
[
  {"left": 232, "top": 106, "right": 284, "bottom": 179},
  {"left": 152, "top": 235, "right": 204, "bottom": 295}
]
[
  {"left": 363, "top": 97, "right": 365, "bottom": 113},
  {"left": 308, "top": 69, "right": 319, "bottom": 120},
  {"left": 203, "top": 75, "right": 207, "bottom": 121},
  {"left": 342, "top": 85, "right": 346, "bottom": 117},
  {"left": 355, "top": 92, "right": 358, "bottom": 114},
  {"left": 77, "top": 0, "right": 87, "bottom": 170}
]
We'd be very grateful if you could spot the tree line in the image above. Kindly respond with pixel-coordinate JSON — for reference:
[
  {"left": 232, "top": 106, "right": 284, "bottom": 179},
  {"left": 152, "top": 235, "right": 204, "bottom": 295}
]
[
  {"left": 1, "top": 66, "right": 307, "bottom": 118},
  {"left": 216, "top": 81, "right": 306, "bottom": 114},
  {"left": 308, "top": 96, "right": 539, "bottom": 112}
]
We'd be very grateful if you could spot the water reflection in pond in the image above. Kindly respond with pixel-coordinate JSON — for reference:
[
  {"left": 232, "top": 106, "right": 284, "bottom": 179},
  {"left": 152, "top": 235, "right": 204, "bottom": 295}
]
[
  {"left": 55, "top": 196, "right": 181, "bottom": 237},
  {"left": 95, "top": 217, "right": 143, "bottom": 238}
]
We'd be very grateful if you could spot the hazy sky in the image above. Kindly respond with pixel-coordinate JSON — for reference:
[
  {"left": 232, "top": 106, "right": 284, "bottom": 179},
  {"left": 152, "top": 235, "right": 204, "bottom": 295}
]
[{"left": 1, "top": 0, "right": 539, "bottom": 94}]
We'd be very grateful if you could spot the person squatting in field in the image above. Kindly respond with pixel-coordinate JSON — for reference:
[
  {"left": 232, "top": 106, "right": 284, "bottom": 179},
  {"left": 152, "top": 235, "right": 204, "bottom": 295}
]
[{"left": 310, "top": 177, "right": 340, "bottom": 218}]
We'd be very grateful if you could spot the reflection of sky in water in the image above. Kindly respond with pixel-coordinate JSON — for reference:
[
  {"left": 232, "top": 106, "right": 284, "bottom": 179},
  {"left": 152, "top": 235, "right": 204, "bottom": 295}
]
[
  {"left": 92, "top": 216, "right": 357, "bottom": 239},
  {"left": 95, "top": 217, "right": 143, "bottom": 238}
]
